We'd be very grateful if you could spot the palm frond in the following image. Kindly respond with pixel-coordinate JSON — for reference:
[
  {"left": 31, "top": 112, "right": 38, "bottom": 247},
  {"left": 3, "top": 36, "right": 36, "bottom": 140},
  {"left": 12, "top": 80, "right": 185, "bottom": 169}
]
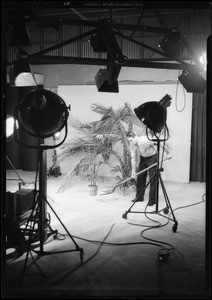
[{"left": 91, "top": 103, "right": 113, "bottom": 116}]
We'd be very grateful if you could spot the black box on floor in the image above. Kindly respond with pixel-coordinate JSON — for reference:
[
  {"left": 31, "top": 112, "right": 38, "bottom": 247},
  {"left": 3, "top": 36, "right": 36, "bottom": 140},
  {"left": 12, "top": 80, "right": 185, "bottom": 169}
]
[{"left": 6, "top": 189, "right": 36, "bottom": 222}]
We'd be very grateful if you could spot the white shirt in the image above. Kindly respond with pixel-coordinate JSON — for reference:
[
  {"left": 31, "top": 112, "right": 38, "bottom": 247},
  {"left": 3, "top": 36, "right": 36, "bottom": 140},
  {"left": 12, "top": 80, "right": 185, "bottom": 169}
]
[
  {"left": 128, "top": 134, "right": 171, "bottom": 175},
  {"left": 128, "top": 135, "right": 156, "bottom": 175},
  {"left": 129, "top": 135, "right": 157, "bottom": 158}
]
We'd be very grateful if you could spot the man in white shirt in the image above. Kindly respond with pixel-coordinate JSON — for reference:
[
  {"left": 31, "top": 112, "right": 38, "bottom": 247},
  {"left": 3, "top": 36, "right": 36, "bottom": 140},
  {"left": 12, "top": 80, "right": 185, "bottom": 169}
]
[{"left": 127, "top": 129, "right": 172, "bottom": 206}]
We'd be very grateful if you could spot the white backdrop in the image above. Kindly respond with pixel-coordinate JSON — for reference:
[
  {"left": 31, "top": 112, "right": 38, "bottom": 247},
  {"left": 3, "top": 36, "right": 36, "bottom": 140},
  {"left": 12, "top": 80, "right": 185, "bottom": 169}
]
[{"left": 58, "top": 84, "right": 193, "bottom": 183}]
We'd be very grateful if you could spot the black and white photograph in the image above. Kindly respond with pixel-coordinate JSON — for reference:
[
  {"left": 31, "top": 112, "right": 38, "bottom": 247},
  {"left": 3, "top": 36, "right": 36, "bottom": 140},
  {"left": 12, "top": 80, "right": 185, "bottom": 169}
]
[{"left": 1, "top": 1, "right": 211, "bottom": 299}]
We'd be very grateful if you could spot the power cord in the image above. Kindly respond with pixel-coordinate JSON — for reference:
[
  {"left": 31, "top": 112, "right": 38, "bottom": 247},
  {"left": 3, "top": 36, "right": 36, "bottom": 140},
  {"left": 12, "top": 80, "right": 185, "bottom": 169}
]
[
  {"left": 9, "top": 193, "right": 205, "bottom": 286},
  {"left": 48, "top": 222, "right": 116, "bottom": 286}
]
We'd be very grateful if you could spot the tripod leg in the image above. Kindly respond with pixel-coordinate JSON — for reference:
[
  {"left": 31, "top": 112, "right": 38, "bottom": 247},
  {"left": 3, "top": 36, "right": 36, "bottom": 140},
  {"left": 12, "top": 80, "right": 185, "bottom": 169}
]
[
  {"left": 45, "top": 198, "right": 84, "bottom": 262},
  {"left": 122, "top": 173, "right": 156, "bottom": 219},
  {"left": 20, "top": 199, "right": 41, "bottom": 279},
  {"left": 158, "top": 173, "right": 178, "bottom": 232}
]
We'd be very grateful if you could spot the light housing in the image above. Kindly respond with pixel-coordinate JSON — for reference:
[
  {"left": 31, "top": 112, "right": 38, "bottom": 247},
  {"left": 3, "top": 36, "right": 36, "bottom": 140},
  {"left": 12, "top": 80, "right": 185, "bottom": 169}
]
[
  {"left": 15, "top": 89, "right": 69, "bottom": 139},
  {"left": 90, "top": 31, "right": 107, "bottom": 52},
  {"left": 95, "top": 64, "right": 121, "bottom": 93},
  {"left": 134, "top": 95, "right": 172, "bottom": 133},
  {"left": 178, "top": 69, "right": 206, "bottom": 93},
  {"left": 159, "top": 32, "right": 182, "bottom": 60},
  {"left": 91, "top": 19, "right": 126, "bottom": 64}
]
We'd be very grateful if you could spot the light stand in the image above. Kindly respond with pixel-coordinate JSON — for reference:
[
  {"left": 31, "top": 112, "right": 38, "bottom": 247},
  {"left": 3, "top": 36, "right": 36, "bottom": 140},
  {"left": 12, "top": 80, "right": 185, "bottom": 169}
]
[
  {"left": 12, "top": 89, "right": 84, "bottom": 276},
  {"left": 122, "top": 97, "right": 178, "bottom": 232},
  {"left": 123, "top": 132, "right": 178, "bottom": 232}
]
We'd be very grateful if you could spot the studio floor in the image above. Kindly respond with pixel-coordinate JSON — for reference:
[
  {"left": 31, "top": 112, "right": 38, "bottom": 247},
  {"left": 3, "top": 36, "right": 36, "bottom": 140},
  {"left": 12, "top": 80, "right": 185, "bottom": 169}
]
[{"left": 3, "top": 169, "right": 210, "bottom": 299}]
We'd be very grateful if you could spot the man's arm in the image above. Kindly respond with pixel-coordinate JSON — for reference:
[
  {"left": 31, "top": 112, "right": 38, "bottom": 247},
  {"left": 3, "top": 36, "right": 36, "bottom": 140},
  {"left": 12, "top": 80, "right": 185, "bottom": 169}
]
[
  {"left": 129, "top": 141, "right": 138, "bottom": 176},
  {"left": 161, "top": 143, "right": 172, "bottom": 159}
]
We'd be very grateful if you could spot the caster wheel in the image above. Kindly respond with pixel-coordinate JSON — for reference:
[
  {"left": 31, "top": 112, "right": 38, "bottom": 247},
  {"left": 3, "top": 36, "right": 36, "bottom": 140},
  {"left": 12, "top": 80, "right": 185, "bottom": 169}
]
[
  {"left": 172, "top": 222, "right": 178, "bottom": 232},
  {"left": 163, "top": 207, "right": 169, "bottom": 214},
  {"left": 122, "top": 212, "right": 127, "bottom": 219}
]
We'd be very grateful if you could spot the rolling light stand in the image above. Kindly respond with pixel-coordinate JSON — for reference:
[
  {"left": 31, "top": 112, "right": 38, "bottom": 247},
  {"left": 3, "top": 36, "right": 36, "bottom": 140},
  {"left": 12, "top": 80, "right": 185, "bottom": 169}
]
[
  {"left": 122, "top": 94, "right": 178, "bottom": 232},
  {"left": 12, "top": 89, "right": 84, "bottom": 276},
  {"left": 122, "top": 137, "right": 178, "bottom": 233}
]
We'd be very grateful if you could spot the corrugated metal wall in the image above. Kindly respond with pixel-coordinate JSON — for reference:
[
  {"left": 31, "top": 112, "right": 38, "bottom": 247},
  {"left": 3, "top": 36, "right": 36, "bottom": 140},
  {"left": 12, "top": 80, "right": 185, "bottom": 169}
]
[{"left": 7, "top": 10, "right": 211, "bottom": 63}]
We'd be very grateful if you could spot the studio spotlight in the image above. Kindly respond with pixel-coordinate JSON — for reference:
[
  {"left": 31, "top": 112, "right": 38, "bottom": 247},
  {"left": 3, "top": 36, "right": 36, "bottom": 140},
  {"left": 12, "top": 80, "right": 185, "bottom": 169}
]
[
  {"left": 9, "top": 50, "right": 37, "bottom": 87},
  {"left": 11, "top": 88, "right": 83, "bottom": 263},
  {"left": 95, "top": 64, "right": 121, "bottom": 93},
  {"left": 134, "top": 94, "right": 172, "bottom": 133},
  {"left": 15, "top": 89, "right": 69, "bottom": 139},
  {"left": 159, "top": 32, "right": 182, "bottom": 60},
  {"left": 178, "top": 69, "right": 206, "bottom": 93}
]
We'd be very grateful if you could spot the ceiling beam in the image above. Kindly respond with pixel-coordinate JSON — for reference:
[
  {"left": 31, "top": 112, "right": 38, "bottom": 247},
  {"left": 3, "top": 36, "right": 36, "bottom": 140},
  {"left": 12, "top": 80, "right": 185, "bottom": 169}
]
[
  {"left": 4, "top": 15, "right": 183, "bottom": 36},
  {"left": 8, "top": 55, "right": 200, "bottom": 72},
  {"left": 115, "top": 31, "right": 204, "bottom": 71}
]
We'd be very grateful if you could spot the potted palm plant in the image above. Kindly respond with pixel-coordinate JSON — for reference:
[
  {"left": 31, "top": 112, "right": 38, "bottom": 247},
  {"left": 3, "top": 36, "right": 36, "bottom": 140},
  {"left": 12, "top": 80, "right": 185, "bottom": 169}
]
[
  {"left": 55, "top": 103, "right": 139, "bottom": 195},
  {"left": 55, "top": 117, "right": 115, "bottom": 194}
]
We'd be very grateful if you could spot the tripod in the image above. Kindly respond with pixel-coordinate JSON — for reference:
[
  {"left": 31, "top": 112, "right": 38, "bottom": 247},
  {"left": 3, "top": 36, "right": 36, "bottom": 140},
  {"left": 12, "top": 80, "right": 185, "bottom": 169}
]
[
  {"left": 122, "top": 138, "right": 178, "bottom": 233},
  {"left": 12, "top": 119, "right": 84, "bottom": 276},
  {"left": 21, "top": 147, "right": 84, "bottom": 274},
  {"left": 17, "top": 146, "right": 84, "bottom": 279}
]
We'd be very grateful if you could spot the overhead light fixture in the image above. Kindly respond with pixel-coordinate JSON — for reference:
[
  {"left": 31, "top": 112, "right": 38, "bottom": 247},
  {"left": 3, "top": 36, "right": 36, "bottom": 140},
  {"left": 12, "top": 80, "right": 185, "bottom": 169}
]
[
  {"left": 9, "top": 50, "right": 37, "bottom": 87},
  {"left": 91, "top": 19, "right": 127, "bottom": 65},
  {"left": 94, "top": 64, "right": 121, "bottom": 93},
  {"left": 90, "top": 31, "right": 107, "bottom": 52},
  {"left": 178, "top": 69, "right": 206, "bottom": 93},
  {"left": 9, "top": 22, "right": 32, "bottom": 47},
  {"left": 134, "top": 94, "right": 172, "bottom": 133},
  {"left": 159, "top": 32, "right": 182, "bottom": 60}
]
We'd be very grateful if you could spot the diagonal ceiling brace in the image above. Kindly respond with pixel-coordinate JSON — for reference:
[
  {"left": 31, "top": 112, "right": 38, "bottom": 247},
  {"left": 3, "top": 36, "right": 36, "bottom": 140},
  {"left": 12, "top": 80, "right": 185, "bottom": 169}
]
[
  {"left": 29, "top": 29, "right": 97, "bottom": 56},
  {"left": 115, "top": 31, "right": 202, "bottom": 71},
  {"left": 115, "top": 30, "right": 166, "bottom": 57}
]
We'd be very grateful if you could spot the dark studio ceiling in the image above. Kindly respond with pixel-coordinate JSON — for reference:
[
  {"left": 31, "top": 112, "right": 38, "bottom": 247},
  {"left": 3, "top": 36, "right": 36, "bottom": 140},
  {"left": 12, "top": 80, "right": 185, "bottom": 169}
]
[
  {"left": 2, "top": 1, "right": 211, "bottom": 76},
  {"left": 2, "top": 1, "right": 210, "bottom": 21}
]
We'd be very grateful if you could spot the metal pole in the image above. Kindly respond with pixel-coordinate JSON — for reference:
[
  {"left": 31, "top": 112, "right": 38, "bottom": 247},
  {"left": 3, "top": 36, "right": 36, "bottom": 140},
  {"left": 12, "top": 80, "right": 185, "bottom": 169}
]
[
  {"left": 155, "top": 141, "right": 160, "bottom": 213},
  {"left": 38, "top": 147, "right": 48, "bottom": 253}
]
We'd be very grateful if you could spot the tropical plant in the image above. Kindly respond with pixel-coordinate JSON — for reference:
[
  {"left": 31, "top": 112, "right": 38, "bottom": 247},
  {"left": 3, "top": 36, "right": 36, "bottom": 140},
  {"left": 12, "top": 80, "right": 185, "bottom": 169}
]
[
  {"left": 55, "top": 103, "right": 137, "bottom": 193},
  {"left": 90, "top": 103, "right": 134, "bottom": 191}
]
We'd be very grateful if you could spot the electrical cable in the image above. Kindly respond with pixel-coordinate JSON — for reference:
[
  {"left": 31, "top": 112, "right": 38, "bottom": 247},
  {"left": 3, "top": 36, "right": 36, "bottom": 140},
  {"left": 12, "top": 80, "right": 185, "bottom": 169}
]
[
  {"left": 175, "top": 61, "right": 187, "bottom": 113},
  {"left": 128, "top": 9, "right": 144, "bottom": 39},
  {"left": 173, "top": 193, "right": 205, "bottom": 212},
  {"left": 7, "top": 195, "right": 205, "bottom": 293},
  {"left": 47, "top": 216, "right": 175, "bottom": 288},
  {"left": 60, "top": 192, "right": 205, "bottom": 290},
  {"left": 48, "top": 222, "right": 116, "bottom": 286},
  {"left": 127, "top": 205, "right": 175, "bottom": 254}
]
